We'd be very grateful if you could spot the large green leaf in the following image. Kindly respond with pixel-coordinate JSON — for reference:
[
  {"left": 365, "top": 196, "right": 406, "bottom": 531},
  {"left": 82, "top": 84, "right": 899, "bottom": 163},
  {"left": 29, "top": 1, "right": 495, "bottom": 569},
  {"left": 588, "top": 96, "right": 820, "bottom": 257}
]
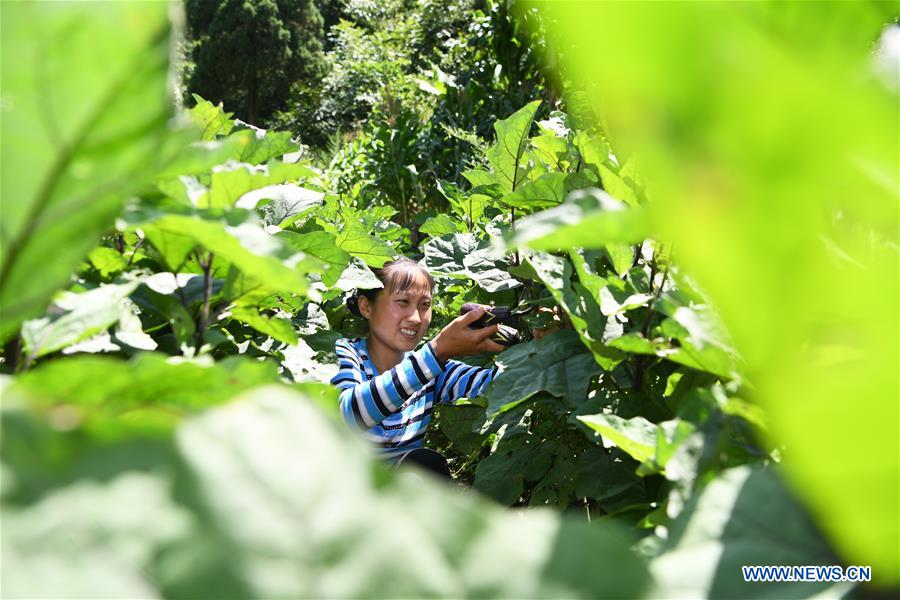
[
  {"left": 576, "top": 447, "right": 643, "bottom": 502},
  {"left": 423, "top": 233, "right": 520, "bottom": 292},
  {"left": 235, "top": 126, "right": 299, "bottom": 165},
  {"left": 604, "top": 242, "right": 635, "bottom": 277},
  {"left": 528, "top": 449, "right": 578, "bottom": 508},
  {"left": 280, "top": 338, "right": 339, "bottom": 384},
  {"left": 235, "top": 182, "right": 321, "bottom": 212},
  {"left": 577, "top": 413, "right": 658, "bottom": 464},
  {"left": 333, "top": 258, "right": 384, "bottom": 292},
  {"left": 20, "top": 281, "right": 140, "bottom": 361},
  {"left": 155, "top": 131, "right": 253, "bottom": 181},
  {"left": 279, "top": 230, "right": 351, "bottom": 287},
  {"left": 649, "top": 466, "right": 842, "bottom": 598},
  {"left": 436, "top": 403, "right": 488, "bottom": 455},
  {"left": 505, "top": 189, "right": 649, "bottom": 251},
  {"left": 485, "top": 330, "right": 601, "bottom": 416},
  {"left": 500, "top": 172, "right": 567, "bottom": 210},
  {"left": 0, "top": 2, "right": 175, "bottom": 341},
  {"left": 423, "top": 233, "right": 480, "bottom": 275},
  {"left": 439, "top": 179, "right": 490, "bottom": 226},
  {"left": 86, "top": 247, "right": 127, "bottom": 279},
  {"left": 1, "top": 471, "right": 189, "bottom": 599},
  {"left": 333, "top": 221, "right": 396, "bottom": 268},
  {"left": 176, "top": 390, "right": 648, "bottom": 598},
  {"left": 602, "top": 296, "right": 742, "bottom": 381},
  {"left": 143, "top": 226, "right": 196, "bottom": 272},
  {"left": 206, "top": 162, "right": 316, "bottom": 209},
  {"left": 531, "top": 131, "right": 571, "bottom": 171},
  {"left": 187, "top": 94, "right": 234, "bottom": 141},
  {"left": 150, "top": 214, "right": 309, "bottom": 294},
  {"left": 247, "top": 185, "right": 324, "bottom": 227},
  {"left": 473, "top": 420, "right": 553, "bottom": 505},
  {"left": 486, "top": 100, "right": 542, "bottom": 192},
  {"left": 419, "top": 213, "right": 463, "bottom": 238},
  {"left": 461, "top": 168, "right": 498, "bottom": 189},
  {"left": 574, "top": 131, "right": 642, "bottom": 208}
]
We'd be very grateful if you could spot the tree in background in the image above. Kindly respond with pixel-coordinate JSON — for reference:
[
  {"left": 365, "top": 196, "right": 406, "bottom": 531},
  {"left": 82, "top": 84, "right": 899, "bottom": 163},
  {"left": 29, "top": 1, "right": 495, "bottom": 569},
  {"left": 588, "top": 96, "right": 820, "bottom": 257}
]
[
  {"left": 319, "top": 0, "right": 557, "bottom": 232},
  {"left": 184, "top": 0, "right": 327, "bottom": 126}
]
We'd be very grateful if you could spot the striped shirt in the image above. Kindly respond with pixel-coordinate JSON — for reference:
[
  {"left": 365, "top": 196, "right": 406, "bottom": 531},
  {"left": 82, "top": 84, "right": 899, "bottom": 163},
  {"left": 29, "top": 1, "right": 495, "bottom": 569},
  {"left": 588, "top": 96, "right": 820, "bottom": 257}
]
[{"left": 330, "top": 337, "right": 498, "bottom": 457}]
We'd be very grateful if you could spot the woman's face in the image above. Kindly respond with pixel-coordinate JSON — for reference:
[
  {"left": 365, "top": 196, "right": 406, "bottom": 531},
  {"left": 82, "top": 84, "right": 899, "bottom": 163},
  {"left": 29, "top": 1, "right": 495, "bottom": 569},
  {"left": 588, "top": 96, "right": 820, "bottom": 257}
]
[{"left": 359, "top": 275, "right": 433, "bottom": 356}]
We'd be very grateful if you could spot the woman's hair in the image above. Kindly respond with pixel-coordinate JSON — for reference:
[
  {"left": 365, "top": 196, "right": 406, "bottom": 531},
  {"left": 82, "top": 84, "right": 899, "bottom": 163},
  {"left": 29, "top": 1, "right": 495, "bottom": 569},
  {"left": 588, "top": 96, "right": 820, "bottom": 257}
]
[{"left": 346, "top": 257, "right": 435, "bottom": 317}]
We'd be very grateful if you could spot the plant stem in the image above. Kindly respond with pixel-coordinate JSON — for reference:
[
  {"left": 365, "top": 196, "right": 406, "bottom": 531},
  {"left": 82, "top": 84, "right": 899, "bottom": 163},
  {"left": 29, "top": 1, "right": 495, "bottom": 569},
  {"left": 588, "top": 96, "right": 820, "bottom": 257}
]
[
  {"left": 632, "top": 248, "right": 671, "bottom": 390},
  {"left": 194, "top": 252, "right": 214, "bottom": 353},
  {"left": 511, "top": 208, "right": 519, "bottom": 266},
  {"left": 126, "top": 235, "right": 144, "bottom": 269}
]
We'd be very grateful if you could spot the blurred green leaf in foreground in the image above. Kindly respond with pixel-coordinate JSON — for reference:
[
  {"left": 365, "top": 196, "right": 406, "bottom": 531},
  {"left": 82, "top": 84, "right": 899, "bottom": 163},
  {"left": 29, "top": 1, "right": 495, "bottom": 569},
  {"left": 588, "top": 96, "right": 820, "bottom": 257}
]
[
  {"left": 531, "top": 0, "right": 899, "bottom": 582},
  {"left": 1, "top": 382, "right": 648, "bottom": 599},
  {"left": 0, "top": 1, "right": 183, "bottom": 341}
]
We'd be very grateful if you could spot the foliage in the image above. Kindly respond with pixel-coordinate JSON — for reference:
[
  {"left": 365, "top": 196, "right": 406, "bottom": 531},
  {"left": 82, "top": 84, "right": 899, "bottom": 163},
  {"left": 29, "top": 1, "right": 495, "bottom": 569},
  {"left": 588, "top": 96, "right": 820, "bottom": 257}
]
[
  {"left": 412, "top": 103, "right": 758, "bottom": 542},
  {"left": 2, "top": 1, "right": 897, "bottom": 598},
  {"left": 311, "top": 0, "right": 557, "bottom": 237}
]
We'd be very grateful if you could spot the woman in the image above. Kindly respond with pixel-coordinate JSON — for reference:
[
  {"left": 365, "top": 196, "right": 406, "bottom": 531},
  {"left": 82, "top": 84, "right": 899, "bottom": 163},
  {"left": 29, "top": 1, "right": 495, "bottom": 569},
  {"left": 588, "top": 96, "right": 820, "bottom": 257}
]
[{"left": 330, "top": 257, "right": 504, "bottom": 476}]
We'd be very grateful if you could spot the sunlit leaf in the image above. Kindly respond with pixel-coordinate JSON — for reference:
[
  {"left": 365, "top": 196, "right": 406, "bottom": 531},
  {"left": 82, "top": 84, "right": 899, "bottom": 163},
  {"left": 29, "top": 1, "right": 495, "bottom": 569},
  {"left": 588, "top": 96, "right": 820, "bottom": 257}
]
[
  {"left": 577, "top": 413, "right": 658, "bottom": 464},
  {"left": 423, "top": 233, "right": 520, "bottom": 292},
  {"left": 206, "top": 161, "right": 315, "bottom": 209},
  {"left": 187, "top": 94, "right": 234, "bottom": 140},
  {"left": 500, "top": 172, "right": 567, "bottom": 210},
  {"left": 87, "top": 247, "right": 127, "bottom": 278},
  {"left": 237, "top": 127, "right": 299, "bottom": 165},
  {"left": 150, "top": 214, "right": 308, "bottom": 294},
  {"left": 333, "top": 221, "right": 396, "bottom": 268},
  {"left": 536, "top": 2, "right": 899, "bottom": 577},
  {"left": 419, "top": 214, "right": 462, "bottom": 237},
  {"left": 334, "top": 258, "right": 383, "bottom": 292},
  {"left": 527, "top": 251, "right": 622, "bottom": 369},
  {"left": 279, "top": 230, "right": 351, "bottom": 287},
  {"left": 486, "top": 100, "right": 542, "bottom": 192},
  {"left": 239, "top": 185, "right": 323, "bottom": 227},
  {"left": 505, "top": 189, "right": 649, "bottom": 251},
  {"left": 21, "top": 282, "right": 140, "bottom": 361}
]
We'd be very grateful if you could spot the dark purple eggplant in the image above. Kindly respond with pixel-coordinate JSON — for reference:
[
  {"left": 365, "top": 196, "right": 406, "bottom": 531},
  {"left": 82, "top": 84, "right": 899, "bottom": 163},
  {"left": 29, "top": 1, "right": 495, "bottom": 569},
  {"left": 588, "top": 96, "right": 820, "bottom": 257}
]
[
  {"left": 460, "top": 303, "right": 513, "bottom": 328},
  {"left": 460, "top": 303, "right": 520, "bottom": 346}
]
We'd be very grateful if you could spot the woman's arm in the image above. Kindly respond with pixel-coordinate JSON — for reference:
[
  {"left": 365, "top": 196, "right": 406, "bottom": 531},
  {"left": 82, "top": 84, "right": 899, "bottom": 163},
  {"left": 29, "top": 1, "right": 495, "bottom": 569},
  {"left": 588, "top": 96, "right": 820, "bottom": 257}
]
[
  {"left": 331, "top": 339, "right": 445, "bottom": 430},
  {"left": 434, "top": 360, "right": 499, "bottom": 405}
]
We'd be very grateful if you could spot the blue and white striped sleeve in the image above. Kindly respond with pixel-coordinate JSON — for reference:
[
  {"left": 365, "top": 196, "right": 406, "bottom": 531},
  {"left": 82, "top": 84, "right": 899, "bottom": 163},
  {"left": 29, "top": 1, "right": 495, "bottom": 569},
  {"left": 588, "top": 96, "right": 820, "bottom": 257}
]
[
  {"left": 433, "top": 360, "right": 498, "bottom": 405},
  {"left": 330, "top": 339, "right": 446, "bottom": 430}
]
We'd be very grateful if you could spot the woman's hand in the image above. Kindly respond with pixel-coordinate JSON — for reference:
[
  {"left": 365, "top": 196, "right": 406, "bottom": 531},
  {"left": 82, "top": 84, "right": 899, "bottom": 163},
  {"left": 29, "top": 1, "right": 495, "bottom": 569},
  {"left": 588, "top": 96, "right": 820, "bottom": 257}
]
[{"left": 431, "top": 306, "right": 505, "bottom": 363}]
